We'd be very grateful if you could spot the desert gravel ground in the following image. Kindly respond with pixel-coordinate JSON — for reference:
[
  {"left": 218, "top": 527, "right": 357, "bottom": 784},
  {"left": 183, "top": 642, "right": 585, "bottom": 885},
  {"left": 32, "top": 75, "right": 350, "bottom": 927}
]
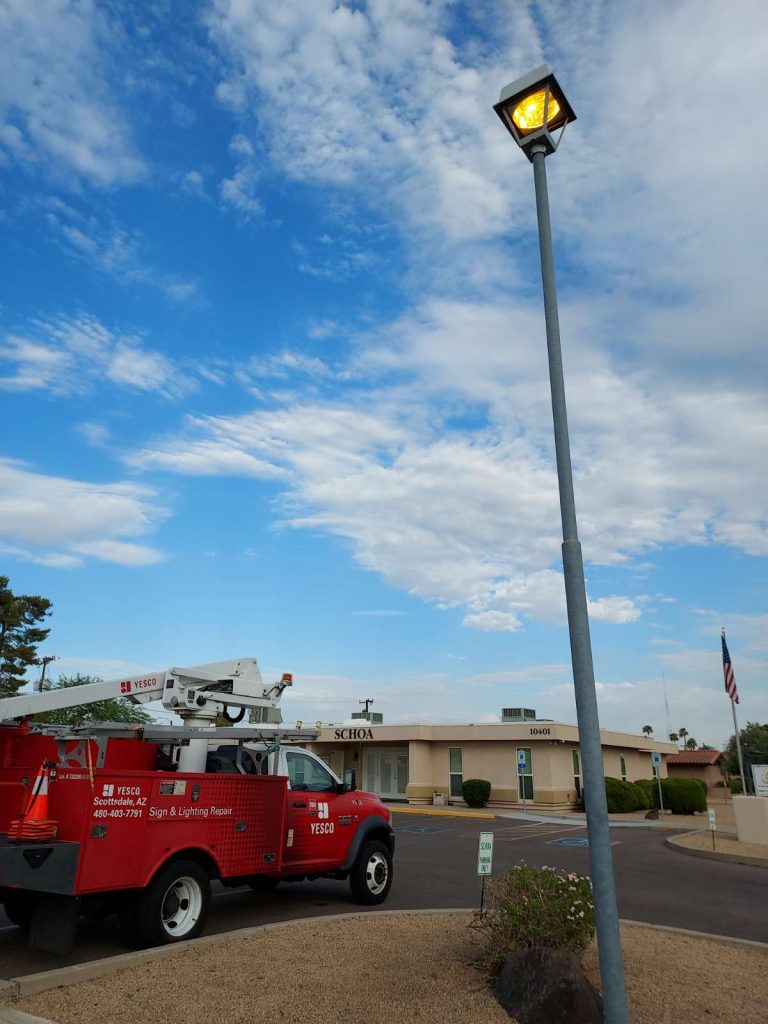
[{"left": 14, "top": 913, "right": 768, "bottom": 1024}]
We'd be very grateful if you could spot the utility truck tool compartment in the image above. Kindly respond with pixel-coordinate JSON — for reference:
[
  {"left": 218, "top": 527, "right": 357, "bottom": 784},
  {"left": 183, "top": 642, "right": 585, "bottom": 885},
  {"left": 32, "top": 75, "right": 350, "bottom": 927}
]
[{"left": 0, "top": 767, "right": 288, "bottom": 893}]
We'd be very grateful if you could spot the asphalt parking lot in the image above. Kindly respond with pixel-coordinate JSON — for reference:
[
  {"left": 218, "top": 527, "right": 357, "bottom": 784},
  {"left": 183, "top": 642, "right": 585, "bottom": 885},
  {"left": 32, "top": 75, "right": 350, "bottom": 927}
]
[{"left": 0, "top": 814, "right": 764, "bottom": 980}]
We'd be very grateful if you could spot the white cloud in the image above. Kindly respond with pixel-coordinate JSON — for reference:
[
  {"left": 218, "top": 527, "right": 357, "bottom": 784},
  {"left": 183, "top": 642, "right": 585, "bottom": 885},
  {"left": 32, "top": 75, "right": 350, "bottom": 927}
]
[
  {"left": 0, "top": 314, "right": 195, "bottom": 398},
  {"left": 219, "top": 134, "right": 263, "bottom": 220},
  {"left": 0, "top": 0, "right": 144, "bottom": 185},
  {"left": 0, "top": 458, "right": 168, "bottom": 568},
  {"left": 44, "top": 202, "right": 200, "bottom": 304},
  {"left": 463, "top": 610, "right": 522, "bottom": 633},
  {"left": 181, "top": 170, "right": 206, "bottom": 197}
]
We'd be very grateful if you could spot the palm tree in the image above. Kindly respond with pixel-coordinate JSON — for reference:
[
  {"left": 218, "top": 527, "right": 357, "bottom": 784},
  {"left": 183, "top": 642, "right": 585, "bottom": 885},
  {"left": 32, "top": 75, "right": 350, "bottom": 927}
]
[
  {"left": 668, "top": 732, "right": 679, "bottom": 743},
  {"left": 685, "top": 737, "right": 698, "bottom": 750},
  {"left": 642, "top": 725, "right": 654, "bottom": 737},
  {"left": 678, "top": 728, "right": 689, "bottom": 748}
]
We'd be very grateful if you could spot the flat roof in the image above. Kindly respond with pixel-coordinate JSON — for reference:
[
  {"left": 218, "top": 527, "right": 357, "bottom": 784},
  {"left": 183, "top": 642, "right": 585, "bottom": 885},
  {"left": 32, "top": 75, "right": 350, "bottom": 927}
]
[{"left": 316, "top": 721, "right": 678, "bottom": 752}]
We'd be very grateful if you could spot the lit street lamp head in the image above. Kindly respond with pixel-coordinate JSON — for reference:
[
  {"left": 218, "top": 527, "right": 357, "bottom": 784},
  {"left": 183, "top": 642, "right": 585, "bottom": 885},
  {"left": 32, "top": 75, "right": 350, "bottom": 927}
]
[{"left": 493, "top": 64, "right": 576, "bottom": 160}]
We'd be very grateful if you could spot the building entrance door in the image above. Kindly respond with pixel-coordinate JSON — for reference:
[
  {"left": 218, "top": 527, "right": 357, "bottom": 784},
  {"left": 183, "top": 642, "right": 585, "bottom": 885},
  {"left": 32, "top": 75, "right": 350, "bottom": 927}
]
[{"left": 364, "top": 749, "right": 409, "bottom": 800}]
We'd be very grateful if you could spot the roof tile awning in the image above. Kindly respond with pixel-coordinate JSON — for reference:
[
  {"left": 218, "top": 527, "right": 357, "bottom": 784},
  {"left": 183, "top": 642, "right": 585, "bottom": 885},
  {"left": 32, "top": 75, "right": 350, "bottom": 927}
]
[{"left": 666, "top": 750, "right": 723, "bottom": 766}]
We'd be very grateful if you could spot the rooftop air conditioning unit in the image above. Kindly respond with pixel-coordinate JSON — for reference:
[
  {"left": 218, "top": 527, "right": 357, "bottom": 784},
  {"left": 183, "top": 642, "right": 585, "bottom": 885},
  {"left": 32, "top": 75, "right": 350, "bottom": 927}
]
[{"left": 501, "top": 707, "right": 537, "bottom": 722}]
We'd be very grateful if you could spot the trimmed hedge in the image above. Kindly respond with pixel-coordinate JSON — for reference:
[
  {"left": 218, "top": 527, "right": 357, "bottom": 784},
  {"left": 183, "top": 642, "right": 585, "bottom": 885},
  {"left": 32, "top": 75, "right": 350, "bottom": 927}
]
[
  {"left": 462, "top": 778, "right": 491, "bottom": 807},
  {"left": 604, "top": 777, "right": 642, "bottom": 813},
  {"left": 634, "top": 778, "right": 658, "bottom": 808},
  {"left": 662, "top": 777, "right": 706, "bottom": 814},
  {"left": 609, "top": 776, "right": 706, "bottom": 814},
  {"left": 730, "top": 778, "right": 743, "bottom": 794}
]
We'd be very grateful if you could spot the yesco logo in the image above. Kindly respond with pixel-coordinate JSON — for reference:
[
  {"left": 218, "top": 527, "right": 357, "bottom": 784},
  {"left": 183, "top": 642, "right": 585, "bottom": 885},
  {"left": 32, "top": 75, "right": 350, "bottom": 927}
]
[
  {"left": 102, "top": 784, "right": 114, "bottom": 797},
  {"left": 310, "top": 802, "right": 334, "bottom": 835}
]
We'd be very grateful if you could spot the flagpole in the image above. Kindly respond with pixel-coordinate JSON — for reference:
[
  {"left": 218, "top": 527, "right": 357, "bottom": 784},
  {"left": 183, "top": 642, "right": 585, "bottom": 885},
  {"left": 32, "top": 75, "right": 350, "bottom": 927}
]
[{"left": 731, "top": 697, "right": 747, "bottom": 794}]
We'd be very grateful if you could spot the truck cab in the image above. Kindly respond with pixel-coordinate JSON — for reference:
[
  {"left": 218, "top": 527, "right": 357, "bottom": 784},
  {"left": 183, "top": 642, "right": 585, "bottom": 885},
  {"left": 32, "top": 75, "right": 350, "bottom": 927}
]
[{"left": 211, "top": 742, "right": 394, "bottom": 896}]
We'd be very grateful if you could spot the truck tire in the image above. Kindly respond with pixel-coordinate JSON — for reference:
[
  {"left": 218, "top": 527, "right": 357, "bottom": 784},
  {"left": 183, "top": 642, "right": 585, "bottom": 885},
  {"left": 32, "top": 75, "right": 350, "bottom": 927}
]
[
  {"left": 134, "top": 860, "right": 211, "bottom": 946},
  {"left": 349, "top": 840, "right": 393, "bottom": 905},
  {"left": 2, "top": 891, "right": 33, "bottom": 931}
]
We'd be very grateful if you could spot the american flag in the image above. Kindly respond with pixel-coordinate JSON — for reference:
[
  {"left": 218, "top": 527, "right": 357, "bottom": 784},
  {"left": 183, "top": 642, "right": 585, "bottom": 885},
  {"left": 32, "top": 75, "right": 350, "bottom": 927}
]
[{"left": 721, "top": 630, "right": 739, "bottom": 704}]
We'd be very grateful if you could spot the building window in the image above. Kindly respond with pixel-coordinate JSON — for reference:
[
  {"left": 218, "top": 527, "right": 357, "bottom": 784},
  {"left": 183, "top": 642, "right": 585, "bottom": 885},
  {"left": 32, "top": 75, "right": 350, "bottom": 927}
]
[
  {"left": 449, "top": 748, "right": 463, "bottom": 798},
  {"left": 517, "top": 747, "right": 533, "bottom": 801},
  {"left": 620, "top": 755, "right": 627, "bottom": 782},
  {"left": 573, "top": 749, "right": 582, "bottom": 800}
]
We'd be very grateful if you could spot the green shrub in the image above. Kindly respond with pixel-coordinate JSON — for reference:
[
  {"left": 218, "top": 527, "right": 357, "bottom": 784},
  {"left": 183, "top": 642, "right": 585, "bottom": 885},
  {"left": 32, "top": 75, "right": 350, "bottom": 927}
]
[
  {"left": 474, "top": 863, "right": 595, "bottom": 974},
  {"left": 714, "top": 780, "right": 725, "bottom": 788},
  {"left": 661, "top": 777, "right": 706, "bottom": 814},
  {"left": 635, "top": 778, "right": 659, "bottom": 808},
  {"left": 462, "top": 778, "right": 491, "bottom": 807},
  {"left": 694, "top": 778, "right": 708, "bottom": 797},
  {"left": 604, "top": 776, "right": 641, "bottom": 813},
  {"left": 631, "top": 781, "right": 651, "bottom": 810},
  {"left": 730, "top": 778, "right": 743, "bottom": 794}
]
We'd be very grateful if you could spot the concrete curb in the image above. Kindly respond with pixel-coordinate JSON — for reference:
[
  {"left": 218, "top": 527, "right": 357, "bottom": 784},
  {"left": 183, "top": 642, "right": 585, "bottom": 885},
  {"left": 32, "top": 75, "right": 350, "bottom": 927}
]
[
  {"left": 0, "top": 1007, "right": 58, "bottom": 1024},
  {"left": 388, "top": 806, "right": 650, "bottom": 827},
  {"left": 665, "top": 831, "right": 768, "bottom": 869},
  {"left": 389, "top": 806, "right": 494, "bottom": 820},
  {"left": 3, "top": 906, "right": 767, "bottom": 1014},
  {"left": 620, "top": 919, "right": 768, "bottom": 951}
]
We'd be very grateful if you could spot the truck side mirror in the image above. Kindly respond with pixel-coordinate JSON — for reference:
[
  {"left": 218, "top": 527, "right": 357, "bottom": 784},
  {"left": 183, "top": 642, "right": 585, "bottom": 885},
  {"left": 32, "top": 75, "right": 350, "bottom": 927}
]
[{"left": 344, "top": 768, "right": 357, "bottom": 792}]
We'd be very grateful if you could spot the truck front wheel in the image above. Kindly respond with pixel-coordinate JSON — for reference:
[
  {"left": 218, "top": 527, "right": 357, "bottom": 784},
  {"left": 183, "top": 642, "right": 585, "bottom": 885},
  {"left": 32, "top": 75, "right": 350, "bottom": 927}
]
[
  {"left": 349, "top": 840, "right": 393, "bottom": 905},
  {"left": 135, "top": 860, "right": 211, "bottom": 946}
]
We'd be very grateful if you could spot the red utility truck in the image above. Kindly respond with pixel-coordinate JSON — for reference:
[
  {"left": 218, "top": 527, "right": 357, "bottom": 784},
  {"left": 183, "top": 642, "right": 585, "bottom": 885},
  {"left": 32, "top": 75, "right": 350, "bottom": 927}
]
[{"left": 0, "top": 659, "right": 394, "bottom": 953}]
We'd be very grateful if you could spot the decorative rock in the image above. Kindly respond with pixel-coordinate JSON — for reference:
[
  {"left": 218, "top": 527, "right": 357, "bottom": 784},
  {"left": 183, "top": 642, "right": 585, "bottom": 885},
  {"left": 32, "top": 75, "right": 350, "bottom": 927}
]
[
  {"left": 494, "top": 947, "right": 603, "bottom": 1024},
  {"left": 645, "top": 808, "right": 659, "bottom": 820}
]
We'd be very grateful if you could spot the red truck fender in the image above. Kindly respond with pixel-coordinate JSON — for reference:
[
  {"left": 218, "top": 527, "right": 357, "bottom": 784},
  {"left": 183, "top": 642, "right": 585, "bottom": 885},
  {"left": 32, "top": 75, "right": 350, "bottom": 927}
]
[{"left": 341, "top": 815, "right": 395, "bottom": 872}]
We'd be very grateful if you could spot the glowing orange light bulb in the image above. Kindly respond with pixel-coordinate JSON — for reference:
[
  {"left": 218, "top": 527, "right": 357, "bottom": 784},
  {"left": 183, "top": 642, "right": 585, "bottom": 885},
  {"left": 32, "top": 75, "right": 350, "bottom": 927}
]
[{"left": 511, "top": 89, "right": 561, "bottom": 132}]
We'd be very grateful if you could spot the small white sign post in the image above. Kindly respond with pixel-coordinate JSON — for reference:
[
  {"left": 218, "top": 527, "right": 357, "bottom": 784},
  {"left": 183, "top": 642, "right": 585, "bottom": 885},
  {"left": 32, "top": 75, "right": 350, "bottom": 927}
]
[
  {"left": 652, "top": 751, "right": 664, "bottom": 820},
  {"left": 708, "top": 808, "right": 717, "bottom": 851},
  {"left": 518, "top": 750, "right": 528, "bottom": 815},
  {"left": 477, "top": 831, "right": 494, "bottom": 913}
]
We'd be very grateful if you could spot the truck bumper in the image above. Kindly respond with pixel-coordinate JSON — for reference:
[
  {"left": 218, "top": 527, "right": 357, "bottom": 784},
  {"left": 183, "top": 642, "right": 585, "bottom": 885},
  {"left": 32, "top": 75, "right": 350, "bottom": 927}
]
[{"left": 0, "top": 837, "right": 80, "bottom": 895}]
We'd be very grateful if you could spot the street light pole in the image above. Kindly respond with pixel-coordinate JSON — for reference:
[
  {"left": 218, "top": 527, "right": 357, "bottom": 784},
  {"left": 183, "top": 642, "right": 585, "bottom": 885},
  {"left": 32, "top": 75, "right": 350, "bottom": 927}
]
[
  {"left": 493, "top": 66, "right": 629, "bottom": 1023},
  {"left": 530, "top": 144, "right": 629, "bottom": 1024}
]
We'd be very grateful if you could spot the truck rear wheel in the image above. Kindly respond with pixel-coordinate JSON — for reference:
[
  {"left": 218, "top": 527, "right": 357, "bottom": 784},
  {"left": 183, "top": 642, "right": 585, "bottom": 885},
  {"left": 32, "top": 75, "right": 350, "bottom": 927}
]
[
  {"left": 349, "top": 840, "right": 393, "bottom": 905},
  {"left": 2, "top": 891, "right": 33, "bottom": 931},
  {"left": 135, "top": 860, "right": 211, "bottom": 946}
]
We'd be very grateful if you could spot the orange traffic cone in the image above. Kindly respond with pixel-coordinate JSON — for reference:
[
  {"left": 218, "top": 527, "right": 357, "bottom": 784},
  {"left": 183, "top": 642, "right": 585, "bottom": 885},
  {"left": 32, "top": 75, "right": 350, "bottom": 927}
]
[{"left": 8, "top": 761, "right": 58, "bottom": 841}]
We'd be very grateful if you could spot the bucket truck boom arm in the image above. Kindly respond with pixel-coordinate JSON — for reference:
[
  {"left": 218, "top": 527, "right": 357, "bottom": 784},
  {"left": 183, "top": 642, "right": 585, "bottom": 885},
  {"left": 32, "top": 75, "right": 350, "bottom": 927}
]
[{"left": 0, "top": 658, "right": 293, "bottom": 727}]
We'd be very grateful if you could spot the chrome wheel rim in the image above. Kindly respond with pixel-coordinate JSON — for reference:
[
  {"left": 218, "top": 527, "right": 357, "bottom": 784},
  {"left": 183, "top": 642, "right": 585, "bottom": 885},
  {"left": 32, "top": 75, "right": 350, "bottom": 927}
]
[
  {"left": 365, "top": 852, "right": 389, "bottom": 895},
  {"left": 161, "top": 876, "right": 202, "bottom": 936}
]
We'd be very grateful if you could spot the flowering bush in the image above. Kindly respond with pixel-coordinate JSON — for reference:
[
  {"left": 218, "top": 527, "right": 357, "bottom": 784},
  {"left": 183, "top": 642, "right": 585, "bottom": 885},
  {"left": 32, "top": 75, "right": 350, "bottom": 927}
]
[{"left": 474, "top": 863, "right": 595, "bottom": 974}]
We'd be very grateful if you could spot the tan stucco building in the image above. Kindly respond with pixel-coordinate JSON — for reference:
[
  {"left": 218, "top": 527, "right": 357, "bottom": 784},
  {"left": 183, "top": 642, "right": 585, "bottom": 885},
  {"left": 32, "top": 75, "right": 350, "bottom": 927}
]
[
  {"left": 666, "top": 749, "right": 725, "bottom": 790},
  {"left": 307, "top": 721, "right": 678, "bottom": 810}
]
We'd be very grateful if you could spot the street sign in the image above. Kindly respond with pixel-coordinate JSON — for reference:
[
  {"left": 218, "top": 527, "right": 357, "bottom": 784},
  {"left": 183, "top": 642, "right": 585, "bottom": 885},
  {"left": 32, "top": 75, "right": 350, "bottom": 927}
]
[
  {"left": 477, "top": 831, "right": 494, "bottom": 876},
  {"left": 517, "top": 750, "right": 527, "bottom": 769},
  {"left": 707, "top": 809, "right": 716, "bottom": 831},
  {"left": 651, "top": 751, "right": 662, "bottom": 768}
]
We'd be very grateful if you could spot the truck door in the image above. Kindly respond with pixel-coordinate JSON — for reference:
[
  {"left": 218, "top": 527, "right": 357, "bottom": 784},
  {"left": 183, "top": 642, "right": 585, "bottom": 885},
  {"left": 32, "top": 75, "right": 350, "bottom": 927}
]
[{"left": 281, "top": 750, "right": 346, "bottom": 869}]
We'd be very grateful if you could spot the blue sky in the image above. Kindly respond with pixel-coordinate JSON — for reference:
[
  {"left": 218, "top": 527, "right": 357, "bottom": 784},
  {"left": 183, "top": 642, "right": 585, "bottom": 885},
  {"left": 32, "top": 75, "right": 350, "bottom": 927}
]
[{"left": 1, "top": 0, "right": 766, "bottom": 747}]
